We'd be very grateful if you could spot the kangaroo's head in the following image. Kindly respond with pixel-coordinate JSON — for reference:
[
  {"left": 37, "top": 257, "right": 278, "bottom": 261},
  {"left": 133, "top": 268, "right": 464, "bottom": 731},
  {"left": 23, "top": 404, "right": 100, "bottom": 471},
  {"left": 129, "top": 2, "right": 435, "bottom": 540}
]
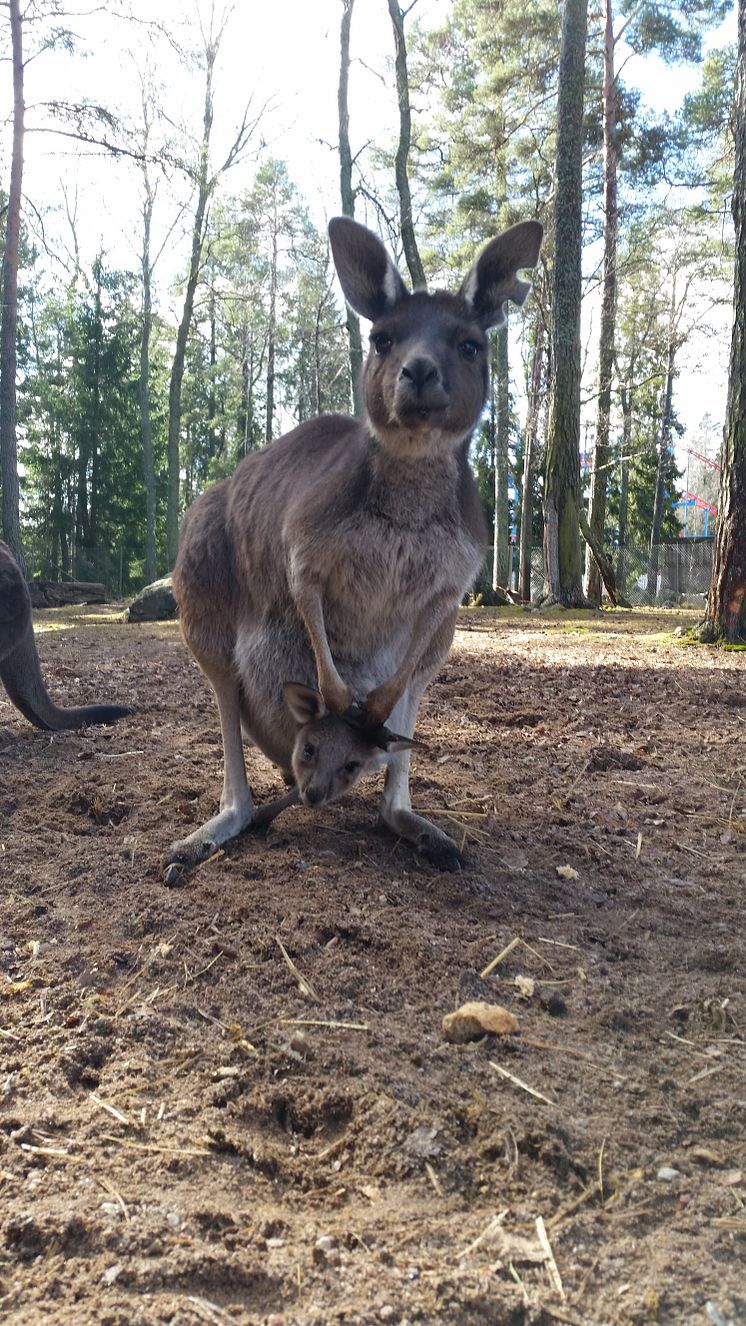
[
  {"left": 284, "top": 682, "right": 417, "bottom": 809},
  {"left": 328, "top": 216, "right": 542, "bottom": 458}
]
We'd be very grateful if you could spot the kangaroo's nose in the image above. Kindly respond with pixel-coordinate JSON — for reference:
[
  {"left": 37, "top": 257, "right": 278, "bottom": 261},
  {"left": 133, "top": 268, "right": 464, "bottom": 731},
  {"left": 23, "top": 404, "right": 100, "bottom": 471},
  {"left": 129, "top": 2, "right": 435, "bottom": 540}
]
[
  {"left": 304, "top": 784, "right": 325, "bottom": 807},
  {"left": 400, "top": 356, "right": 440, "bottom": 393}
]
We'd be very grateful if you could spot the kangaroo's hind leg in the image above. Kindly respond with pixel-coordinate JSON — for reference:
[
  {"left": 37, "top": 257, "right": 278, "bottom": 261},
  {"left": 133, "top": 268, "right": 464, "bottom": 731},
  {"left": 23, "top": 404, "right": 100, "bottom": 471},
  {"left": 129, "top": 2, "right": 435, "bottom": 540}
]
[{"left": 164, "top": 661, "right": 254, "bottom": 882}]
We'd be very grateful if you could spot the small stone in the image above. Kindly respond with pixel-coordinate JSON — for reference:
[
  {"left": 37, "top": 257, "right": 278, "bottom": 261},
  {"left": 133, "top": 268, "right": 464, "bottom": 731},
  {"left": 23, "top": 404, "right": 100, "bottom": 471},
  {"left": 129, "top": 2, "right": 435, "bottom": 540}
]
[
  {"left": 656, "top": 1166, "right": 680, "bottom": 1181},
  {"left": 102, "top": 1263, "right": 123, "bottom": 1285},
  {"left": 100, "top": 1202, "right": 120, "bottom": 1217},
  {"left": 266, "top": 1236, "right": 285, "bottom": 1249},
  {"left": 289, "top": 1030, "right": 313, "bottom": 1057},
  {"left": 380, "top": 1308, "right": 396, "bottom": 1322},
  {"left": 313, "top": 1233, "right": 341, "bottom": 1266},
  {"left": 166, "top": 1212, "right": 181, "bottom": 1228},
  {"left": 315, "top": 1235, "right": 337, "bottom": 1252},
  {"left": 542, "top": 990, "right": 568, "bottom": 1018}
]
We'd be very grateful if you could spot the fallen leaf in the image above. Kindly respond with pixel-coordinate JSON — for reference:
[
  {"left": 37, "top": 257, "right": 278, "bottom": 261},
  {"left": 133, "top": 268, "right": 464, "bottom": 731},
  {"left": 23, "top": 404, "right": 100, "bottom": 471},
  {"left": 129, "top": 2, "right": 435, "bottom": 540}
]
[
  {"left": 443, "top": 1002, "right": 519, "bottom": 1043},
  {"left": 556, "top": 865, "right": 579, "bottom": 881},
  {"left": 514, "top": 975, "right": 536, "bottom": 999}
]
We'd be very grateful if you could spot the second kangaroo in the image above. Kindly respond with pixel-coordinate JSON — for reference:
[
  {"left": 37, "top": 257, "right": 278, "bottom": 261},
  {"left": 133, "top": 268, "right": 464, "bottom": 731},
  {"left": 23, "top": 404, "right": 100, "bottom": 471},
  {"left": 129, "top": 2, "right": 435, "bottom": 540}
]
[{"left": 167, "top": 215, "right": 542, "bottom": 875}]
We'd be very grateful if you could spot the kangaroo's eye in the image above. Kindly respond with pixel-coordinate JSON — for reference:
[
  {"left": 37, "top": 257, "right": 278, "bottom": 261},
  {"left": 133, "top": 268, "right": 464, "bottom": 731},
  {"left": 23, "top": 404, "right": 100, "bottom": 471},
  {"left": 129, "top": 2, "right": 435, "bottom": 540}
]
[
  {"left": 459, "top": 339, "right": 480, "bottom": 361},
  {"left": 344, "top": 760, "right": 361, "bottom": 775},
  {"left": 372, "top": 333, "right": 392, "bottom": 357},
  {"left": 303, "top": 743, "right": 316, "bottom": 759}
]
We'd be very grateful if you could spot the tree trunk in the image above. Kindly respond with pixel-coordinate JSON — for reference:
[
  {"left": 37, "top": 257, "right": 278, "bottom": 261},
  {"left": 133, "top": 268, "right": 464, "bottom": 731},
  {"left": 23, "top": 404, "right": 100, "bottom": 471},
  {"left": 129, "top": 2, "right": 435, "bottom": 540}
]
[
  {"left": 338, "top": 0, "right": 364, "bottom": 416},
  {"left": 387, "top": 0, "right": 426, "bottom": 290},
  {"left": 209, "top": 286, "right": 218, "bottom": 456},
  {"left": 542, "top": 0, "right": 589, "bottom": 607},
  {"left": 166, "top": 45, "right": 216, "bottom": 566},
  {"left": 646, "top": 276, "right": 677, "bottom": 602},
  {"left": 265, "top": 209, "right": 278, "bottom": 444},
  {"left": 140, "top": 147, "right": 157, "bottom": 584},
  {"left": 519, "top": 310, "right": 545, "bottom": 602},
  {"left": 0, "top": 0, "right": 25, "bottom": 568},
  {"left": 492, "top": 326, "right": 511, "bottom": 590},
  {"left": 704, "top": 0, "right": 746, "bottom": 642},
  {"left": 585, "top": 0, "right": 619, "bottom": 605},
  {"left": 617, "top": 381, "right": 632, "bottom": 590},
  {"left": 89, "top": 269, "right": 103, "bottom": 554}
]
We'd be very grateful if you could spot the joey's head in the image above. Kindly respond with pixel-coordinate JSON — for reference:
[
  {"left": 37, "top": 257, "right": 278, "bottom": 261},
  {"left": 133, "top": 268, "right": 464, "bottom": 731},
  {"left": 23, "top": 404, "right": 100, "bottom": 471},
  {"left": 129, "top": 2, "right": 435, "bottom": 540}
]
[
  {"left": 283, "top": 683, "right": 417, "bottom": 809},
  {"left": 328, "top": 216, "right": 543, "bottom": 457}
]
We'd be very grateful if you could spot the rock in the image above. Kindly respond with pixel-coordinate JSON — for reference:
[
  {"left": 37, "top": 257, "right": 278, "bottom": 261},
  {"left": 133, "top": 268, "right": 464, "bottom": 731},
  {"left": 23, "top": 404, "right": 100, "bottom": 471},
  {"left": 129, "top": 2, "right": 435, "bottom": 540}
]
[
  {"left": 315, "top": 1235, "right": 337, "bottom": 1252},
  {"left": 314, "top": 1235, "right": 340, "bottom": 1266},
  {"left": 656, "top": 1166, "right": 680, "bottom": 1181},
  {"left": 443, "top": 1001, "right": 519, "bottom": 1043},
  {"left": 126, "top": 576, "right": 177, "bottom": 622},
  {"left": 541, "top": 991, "right": 568, "bottom": 1018},
  {"left": 102, "top": 1263, "right": 123, "bottom": 1285},
  {"left": 289, "top": 1030, "right": 313, "bottom": 1057}
]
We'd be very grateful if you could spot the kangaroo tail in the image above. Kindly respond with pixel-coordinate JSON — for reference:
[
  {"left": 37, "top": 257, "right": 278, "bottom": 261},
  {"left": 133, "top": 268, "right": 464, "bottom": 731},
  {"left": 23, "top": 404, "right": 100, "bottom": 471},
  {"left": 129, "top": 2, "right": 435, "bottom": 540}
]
[{"left": 0, "top": 542, "right": 132, "bottom": 731}]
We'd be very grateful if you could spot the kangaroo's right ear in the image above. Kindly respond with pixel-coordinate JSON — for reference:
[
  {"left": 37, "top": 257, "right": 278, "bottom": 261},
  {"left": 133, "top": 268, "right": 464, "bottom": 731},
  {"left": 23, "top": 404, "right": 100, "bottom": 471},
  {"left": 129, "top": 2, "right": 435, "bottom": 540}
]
[
  {"left": 328, "top": 217, "right": 409, "bottom": 322},
  {"left": 376, "top": 727, "right": 423, "bottom": 753},
  {"left": 283, "top": 683, "right": 327, "bottom": 727},
  {"left": 459, "top": 220, "right": 543, "bottom": 330}
]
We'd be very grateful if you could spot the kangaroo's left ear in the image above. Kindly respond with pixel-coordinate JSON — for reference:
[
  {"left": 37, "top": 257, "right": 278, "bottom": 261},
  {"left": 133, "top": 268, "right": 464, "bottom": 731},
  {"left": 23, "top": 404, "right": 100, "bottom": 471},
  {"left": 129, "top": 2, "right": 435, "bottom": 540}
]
[
  {"left": 329, "top": 216, "right": 409, "bottom": 322},
  {"left": 283, "top": 682, "right": 327, "bottom": 727},
  {"left": 459, "top": 220, "right": 543, "bottom": 330}
]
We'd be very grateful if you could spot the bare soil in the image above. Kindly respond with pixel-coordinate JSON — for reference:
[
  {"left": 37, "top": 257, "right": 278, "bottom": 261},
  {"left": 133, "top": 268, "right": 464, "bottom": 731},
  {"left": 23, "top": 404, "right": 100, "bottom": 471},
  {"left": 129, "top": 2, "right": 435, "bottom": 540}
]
[{"left": 0, "top": 605, "right": 744, "bottom": 1326}]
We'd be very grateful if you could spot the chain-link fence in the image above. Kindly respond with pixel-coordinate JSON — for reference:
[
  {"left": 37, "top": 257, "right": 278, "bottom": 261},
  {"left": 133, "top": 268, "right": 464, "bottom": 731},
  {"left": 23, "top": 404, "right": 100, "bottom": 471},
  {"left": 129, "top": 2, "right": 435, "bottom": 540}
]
[{"left": 480, "top": 538, "right": 714, "bottom": 608}]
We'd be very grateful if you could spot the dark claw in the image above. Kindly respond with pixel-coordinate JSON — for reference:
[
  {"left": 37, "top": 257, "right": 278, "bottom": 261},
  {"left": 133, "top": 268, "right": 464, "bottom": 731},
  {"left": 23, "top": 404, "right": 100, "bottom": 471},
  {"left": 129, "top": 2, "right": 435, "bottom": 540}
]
[
  {"left": 419, "top": 838, "right": 465, "bottom": 873},
  {"left": 162, "top": 860, "right": 188, "bottom": 888}
]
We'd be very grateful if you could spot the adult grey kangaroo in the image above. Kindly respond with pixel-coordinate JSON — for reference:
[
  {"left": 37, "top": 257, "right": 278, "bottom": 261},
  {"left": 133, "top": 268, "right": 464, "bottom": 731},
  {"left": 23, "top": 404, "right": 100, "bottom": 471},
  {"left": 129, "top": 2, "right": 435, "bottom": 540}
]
[
  {"left": 166, "top": 215, "right": 542, "bottom": 875},
  {"left": 0, "top": 540, "right": 131, "bottom": 730}
]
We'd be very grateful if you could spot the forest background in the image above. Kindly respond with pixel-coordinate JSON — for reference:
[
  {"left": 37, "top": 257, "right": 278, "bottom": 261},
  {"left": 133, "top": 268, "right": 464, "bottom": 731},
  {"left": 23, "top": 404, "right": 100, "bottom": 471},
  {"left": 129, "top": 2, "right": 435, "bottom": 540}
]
[{"left": 0, "top": 0, "right": 737, "bottom": 611}]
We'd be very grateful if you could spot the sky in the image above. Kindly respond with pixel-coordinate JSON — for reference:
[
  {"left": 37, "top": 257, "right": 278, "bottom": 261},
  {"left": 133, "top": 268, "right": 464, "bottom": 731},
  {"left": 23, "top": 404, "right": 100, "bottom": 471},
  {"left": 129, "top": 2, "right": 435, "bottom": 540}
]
[{"left": 6, "top": 0, "right": 738, "bottom": 477}]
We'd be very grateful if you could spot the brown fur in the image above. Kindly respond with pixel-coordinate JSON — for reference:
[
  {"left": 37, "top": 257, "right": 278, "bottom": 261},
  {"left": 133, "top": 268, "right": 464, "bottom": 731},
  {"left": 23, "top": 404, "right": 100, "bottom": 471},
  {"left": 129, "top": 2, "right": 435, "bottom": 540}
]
[
  {"left": 166, "top": 216, "right": 542, "bottom": 874},
  {"left": 0, "top": 540, "right": 131, "bottom": 731}
]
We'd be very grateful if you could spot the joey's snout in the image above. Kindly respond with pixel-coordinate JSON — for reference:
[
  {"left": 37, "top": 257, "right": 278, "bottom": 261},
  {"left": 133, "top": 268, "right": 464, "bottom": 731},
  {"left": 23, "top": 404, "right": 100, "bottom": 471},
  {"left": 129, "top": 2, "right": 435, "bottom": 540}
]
[{"left": 302, "top": 782, "right": 330, "bottom": 808}]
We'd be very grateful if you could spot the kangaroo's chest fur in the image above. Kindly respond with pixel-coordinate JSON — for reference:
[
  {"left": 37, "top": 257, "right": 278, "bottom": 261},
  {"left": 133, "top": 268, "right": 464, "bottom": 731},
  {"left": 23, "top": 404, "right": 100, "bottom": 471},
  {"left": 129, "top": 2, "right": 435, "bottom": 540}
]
[{"left": 226, "top": 418, "right": 484, "bottom": 699}]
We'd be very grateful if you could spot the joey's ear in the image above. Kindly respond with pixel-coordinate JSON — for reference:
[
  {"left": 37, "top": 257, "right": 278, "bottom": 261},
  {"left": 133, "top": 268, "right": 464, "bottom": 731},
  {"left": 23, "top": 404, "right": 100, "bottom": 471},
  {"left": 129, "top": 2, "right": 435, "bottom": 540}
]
[
  {"left": 328, "top": 216, "right": 409, "bottom": 322},
  {"left": 283, "top": 682, "right": 327, "bottom": 727},
  {"left": 459, "top": 220, "right": 543, "bottom": 330}
]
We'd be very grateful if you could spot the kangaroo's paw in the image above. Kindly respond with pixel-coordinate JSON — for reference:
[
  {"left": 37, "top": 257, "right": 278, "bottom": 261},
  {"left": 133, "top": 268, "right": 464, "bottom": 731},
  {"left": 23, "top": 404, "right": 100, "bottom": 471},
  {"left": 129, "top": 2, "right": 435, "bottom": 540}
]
[
  {"left": 162, "top": 801, "right": 253, "bottom": 885},
  {"left": 416, "top": 831, "right": 465, "bottom": 873},
  {"left": 382, "top": 808, "right": 465, "bottom": 873}
]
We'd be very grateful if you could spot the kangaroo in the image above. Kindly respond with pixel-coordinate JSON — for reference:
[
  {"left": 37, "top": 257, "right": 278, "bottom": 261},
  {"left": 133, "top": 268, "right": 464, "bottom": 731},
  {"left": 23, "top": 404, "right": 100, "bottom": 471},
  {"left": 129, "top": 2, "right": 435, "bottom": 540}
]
[
  {"left": 166, "top": 214, "right": 542, "bottom": 875},
  {"left": 0, "top": 540, "right": 132, "bottom": 730},
  {"left": 245, "top": 682, "right": 418, "bottom": 835}
]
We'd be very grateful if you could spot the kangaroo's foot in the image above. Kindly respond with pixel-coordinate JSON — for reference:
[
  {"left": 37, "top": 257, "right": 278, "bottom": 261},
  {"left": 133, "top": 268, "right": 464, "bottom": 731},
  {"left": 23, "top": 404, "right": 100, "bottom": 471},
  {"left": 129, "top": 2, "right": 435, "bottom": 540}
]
[
  {"left": 381, "top": 807, "right": 464, "bottom": 872},
  {"left": 248, "top": 786, "right": 300, "bottom": 832},
  {"left": 163, "top": 797, "right": 253, "bottom": 885}
]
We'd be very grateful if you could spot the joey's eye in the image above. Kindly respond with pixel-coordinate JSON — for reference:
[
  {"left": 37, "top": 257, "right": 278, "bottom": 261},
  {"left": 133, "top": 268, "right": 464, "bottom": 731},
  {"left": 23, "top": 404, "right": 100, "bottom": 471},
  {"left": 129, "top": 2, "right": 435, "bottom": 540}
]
[
  {"left": 303, "top": 743, "right": 315, "bottom": 759},
  {"left": 344, "top": 760, "right": 361, "bottom": 775},
  {"left": 372, "top": 333, "right": 392, "bottom": 357},
  {"left": 459, "top": 339, "right": 480, "bottom": 361}
]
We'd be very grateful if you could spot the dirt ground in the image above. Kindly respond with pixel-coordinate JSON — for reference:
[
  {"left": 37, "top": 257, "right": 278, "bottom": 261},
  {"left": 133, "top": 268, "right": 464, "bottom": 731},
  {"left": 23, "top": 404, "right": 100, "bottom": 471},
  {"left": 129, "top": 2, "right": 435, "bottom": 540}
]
[{"left": 0, "top": 603, "right": 744, "bottom": 1326}]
